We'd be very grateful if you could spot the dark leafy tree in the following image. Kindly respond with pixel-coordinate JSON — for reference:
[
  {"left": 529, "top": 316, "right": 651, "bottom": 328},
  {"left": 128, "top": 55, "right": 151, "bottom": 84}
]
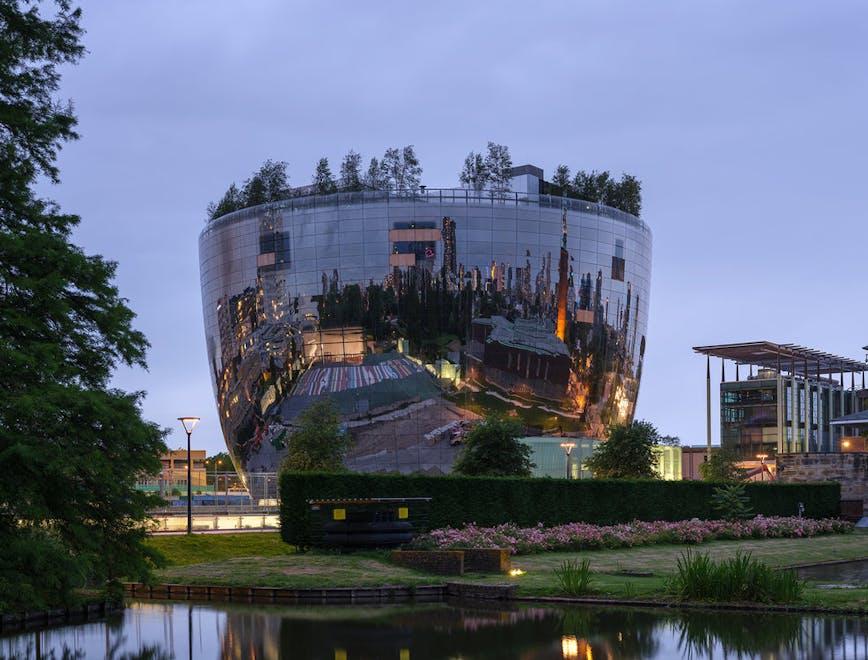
[
  {"left": 459, "top": 151, "right": 488, "bottom": 191},
  {"left": 206, "top": 182, "right": 242, "bottom": 219},
  {"left": 551, "top": 164, "right": 572, "bottom": 193},
  {"left": 570, "top": 169, "right": 642, "bottom": 216},
  {"left": 484, "top": 142, "right": 513, "bottom": 192},
  {"left": 453, "top": 416, "right": 534, "bottom": 477},
  {"left": 586, "top": 420, "right": 660, "bottom": 479},
  {"left": 381, "top": 145, "right": 422, "bottom": 191},
  {"left": 312, "top": 157, "right": 337, "bottom": 194},
  {"left": 208, "top": 160, "right": 289, "bottom": 219},
  {"left": 700, "top": 447, "right": 747, "bottom": 482},
  {"left": 281, "top": 399, "right": 350, "bottom": 472},
  {"left": 0, "top": 0, "right": 167, "bottom": 612},
  {"left": 339, "top": 150, "right": 363, "bottom": 191},
  {"left": 365, "top": 156, "right": 385, "bottom": 189}
]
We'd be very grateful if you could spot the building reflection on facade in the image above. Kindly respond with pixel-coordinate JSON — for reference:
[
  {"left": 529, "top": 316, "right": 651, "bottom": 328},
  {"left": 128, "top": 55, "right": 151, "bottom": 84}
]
[{"left": 199, "top": 186, "right": 653, "bottom": 480}]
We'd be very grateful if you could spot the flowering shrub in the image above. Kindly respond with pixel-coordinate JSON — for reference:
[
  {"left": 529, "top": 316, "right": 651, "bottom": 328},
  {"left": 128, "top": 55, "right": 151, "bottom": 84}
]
[{"left": 410, "top": 517, "right": 853, "bottom": 555}]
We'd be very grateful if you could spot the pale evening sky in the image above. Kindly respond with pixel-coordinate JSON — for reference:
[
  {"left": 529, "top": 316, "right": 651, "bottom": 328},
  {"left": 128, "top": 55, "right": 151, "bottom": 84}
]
[{"left": 43, "top": 1, "right": 868, "bottom": 454}]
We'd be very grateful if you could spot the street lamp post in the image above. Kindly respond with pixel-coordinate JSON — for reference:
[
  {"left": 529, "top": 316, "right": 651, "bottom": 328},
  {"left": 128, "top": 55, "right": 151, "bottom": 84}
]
[
  {"left": 756, "top": 453, "right": 768, "bottom": 482},
  {"left": 559, "top": 442, "right": 576, "bottom": 480},
  {"left": 178, "top": 417, "right": 200, "bottom": 534}
]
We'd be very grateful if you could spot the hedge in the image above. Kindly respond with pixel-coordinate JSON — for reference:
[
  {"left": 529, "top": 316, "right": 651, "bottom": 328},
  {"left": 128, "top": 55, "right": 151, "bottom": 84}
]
[{"left": 279, "top": 472, "right": 840, "bottom": 547}]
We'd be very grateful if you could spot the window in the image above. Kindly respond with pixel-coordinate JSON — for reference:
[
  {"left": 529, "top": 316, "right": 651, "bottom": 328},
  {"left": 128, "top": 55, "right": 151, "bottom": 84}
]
[{"left": 611, "top": 239, "right": 625, "bottom": 281}]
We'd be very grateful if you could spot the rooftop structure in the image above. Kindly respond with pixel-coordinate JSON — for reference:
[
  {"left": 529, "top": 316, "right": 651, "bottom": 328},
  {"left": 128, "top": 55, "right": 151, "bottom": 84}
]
[
  {"left": 694, "top": 341, "right": 868, "bottom": 460},
  {"left": 694, "top": 341, "right": 867, "bottom": 378}
]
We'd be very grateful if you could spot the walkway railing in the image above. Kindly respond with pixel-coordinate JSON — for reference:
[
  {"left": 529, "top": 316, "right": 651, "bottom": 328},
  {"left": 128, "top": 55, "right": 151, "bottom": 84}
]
[{"left": 207, "top": 188, "right": 650, "bottom": 234}]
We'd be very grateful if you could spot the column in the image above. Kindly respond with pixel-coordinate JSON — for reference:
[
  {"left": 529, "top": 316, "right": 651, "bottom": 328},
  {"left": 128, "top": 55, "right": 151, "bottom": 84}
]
[
  {"left": 805, "top": 362, "right": 813, "bottom": 452},
  {"left": 790, "top": 370, "right": 798, "bottom": 454},
  {"left": 706, "top": 355, "right": 712, "bottom": 461},
  {"left": 776, "top": 374, "right": 785, "bottom": 454}
]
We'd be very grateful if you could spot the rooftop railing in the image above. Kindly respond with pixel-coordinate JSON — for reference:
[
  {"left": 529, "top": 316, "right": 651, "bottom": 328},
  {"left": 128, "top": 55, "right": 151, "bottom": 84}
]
[{"left": 206, "top": 188, "right": 650, "bottom": 234}]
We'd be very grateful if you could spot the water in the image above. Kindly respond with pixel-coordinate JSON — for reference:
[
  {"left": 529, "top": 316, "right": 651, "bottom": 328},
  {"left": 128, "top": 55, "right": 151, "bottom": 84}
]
[
  {"left": 797, "top": 558, "right": 868, "bottom": 586},
  {"left": 2, "top": 600, "right": 866, "bottom": 659}
]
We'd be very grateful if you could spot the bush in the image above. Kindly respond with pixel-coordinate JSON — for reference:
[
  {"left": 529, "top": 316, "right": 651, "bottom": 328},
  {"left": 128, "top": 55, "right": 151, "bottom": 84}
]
[
  {"left": 279, "top": 472, "right": 840, "bottom": 547},
  {"left": 711, "top": 483, "right": 754, "bottom": 520},
  {"left": 555, "top": 559, "right": 593, "bottom": 595},
  {"left": 667, "top": 550, "right": 805, "bottom": 603}
]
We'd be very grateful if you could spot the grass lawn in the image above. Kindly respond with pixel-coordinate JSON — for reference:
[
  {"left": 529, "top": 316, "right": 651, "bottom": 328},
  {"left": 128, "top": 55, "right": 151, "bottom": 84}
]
[
  {"left": 147, "top": 530, "right": 868, "bottom": 611},
  {"left": 146, "top": 532, "right": 294, "bottom": 567}
]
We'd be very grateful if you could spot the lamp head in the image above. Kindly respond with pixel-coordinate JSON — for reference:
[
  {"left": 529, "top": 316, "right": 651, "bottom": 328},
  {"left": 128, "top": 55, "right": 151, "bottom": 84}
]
[
  {"left": 178, "top": 416, "right": 200, "bottom": 434},
  {"left": 559, "top": 441, "right": 576, "bottom": 455}
]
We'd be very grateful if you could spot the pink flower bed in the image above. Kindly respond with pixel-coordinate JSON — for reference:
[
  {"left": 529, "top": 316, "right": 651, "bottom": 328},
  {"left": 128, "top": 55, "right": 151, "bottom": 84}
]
[{"left": 411, "top": 517, "right": 853, "bottom": 555}]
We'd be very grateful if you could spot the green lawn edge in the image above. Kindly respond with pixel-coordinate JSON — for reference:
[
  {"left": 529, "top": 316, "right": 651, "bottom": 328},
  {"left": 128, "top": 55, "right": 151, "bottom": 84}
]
[{"left": 144, "top": 531, "right": 868, "bottom": 613}]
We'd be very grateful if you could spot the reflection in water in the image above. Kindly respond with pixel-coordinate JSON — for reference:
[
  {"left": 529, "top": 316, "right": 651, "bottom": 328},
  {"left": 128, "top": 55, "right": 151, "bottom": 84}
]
[{"left": 2, "top": 601, "right": 868, "bottom": 659}]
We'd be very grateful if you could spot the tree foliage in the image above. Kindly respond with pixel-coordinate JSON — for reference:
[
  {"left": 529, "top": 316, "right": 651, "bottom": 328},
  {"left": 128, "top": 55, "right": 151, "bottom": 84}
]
[
  {"left": 281, "top": 399, "right": 351, "bottom": 472},
  {"left": 380, "top": 145, "right": 422, "bottom": 191},
  {"left": 484, "top": 142, "right": 512, "bottom": 192},
  {"left": 551, "top": 164, "right": 571, "bottom": 191},
  {"left": 585, "top": 420, "right": 660, "bottom": 479},
  {"left": 365, "top": 156, "right": 385, "bottom": 189},
  {"left": 0, "top": 0, "right": 166, "bottom": 612},
  {"left": 312, "top": 157, "right": 336, "bottom": 194},
  {"left": 710, "top": 483, "right": 754, "bottom": 520},
  {"left": 554, "top": 169, "right": 642, "bottom": 216},
  {"left": 452, "top": 415, "right": 534, "bottom": 477},
  {"left": 339, "top": 150, "right": 363, "bottom": 191},
  {"left": 207, "top": 159, "right": 290, "bottom": 219},
  {"left": 700, "top": 447, "right": 747, "bottom": 482},
  {"left": 459, "top": 151, "right": 488, "bottom": 191}
]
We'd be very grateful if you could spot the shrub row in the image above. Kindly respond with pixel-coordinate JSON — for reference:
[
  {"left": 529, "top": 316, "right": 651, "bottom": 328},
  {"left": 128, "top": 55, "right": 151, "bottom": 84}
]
[{"left": 279, "top": 472, "right": 840, "bottom": 547}]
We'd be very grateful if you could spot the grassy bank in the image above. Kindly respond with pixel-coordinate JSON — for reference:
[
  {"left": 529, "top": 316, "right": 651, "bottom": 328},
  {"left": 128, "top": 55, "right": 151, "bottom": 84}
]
[
  {"left": 146, "top": 532, "right": 294, "bottom": 566},
  {"left": 146, "top": 531, "right": 868, "bottom": 612}
]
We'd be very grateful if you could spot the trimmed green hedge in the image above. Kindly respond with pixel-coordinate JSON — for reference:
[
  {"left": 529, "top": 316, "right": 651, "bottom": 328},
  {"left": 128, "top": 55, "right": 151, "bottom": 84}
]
[{"left": 279, "top": 472, "right": 840, "bottom": 547}]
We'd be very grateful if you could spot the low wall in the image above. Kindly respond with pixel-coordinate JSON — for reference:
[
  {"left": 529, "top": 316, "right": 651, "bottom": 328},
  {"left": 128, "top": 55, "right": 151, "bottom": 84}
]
[{"left": 776, "top": 453, "right": 868, "bottom": 514}]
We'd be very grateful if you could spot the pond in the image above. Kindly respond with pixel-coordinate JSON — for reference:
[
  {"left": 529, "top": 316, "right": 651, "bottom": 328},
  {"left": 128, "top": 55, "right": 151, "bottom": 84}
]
[{"left": 1, "top": 600, "right": 866, "bottom": 659}]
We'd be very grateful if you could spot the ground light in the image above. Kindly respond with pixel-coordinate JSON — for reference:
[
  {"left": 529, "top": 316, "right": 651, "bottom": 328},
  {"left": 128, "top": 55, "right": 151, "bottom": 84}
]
[
  {"left": 508, "top": 568, "right": 526, "bottom": 577},
  {"left": 177, "top": 416, "right": 200, "bottom": 534}
]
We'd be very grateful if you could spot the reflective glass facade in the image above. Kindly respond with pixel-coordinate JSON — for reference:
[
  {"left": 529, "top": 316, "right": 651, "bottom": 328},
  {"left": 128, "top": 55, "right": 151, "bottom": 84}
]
[
  {"left": 721, "top": 373, "right": 859, "bottom": 458},
  {"left": 199, "top": 189, "right": 653, "bottom": 479}
]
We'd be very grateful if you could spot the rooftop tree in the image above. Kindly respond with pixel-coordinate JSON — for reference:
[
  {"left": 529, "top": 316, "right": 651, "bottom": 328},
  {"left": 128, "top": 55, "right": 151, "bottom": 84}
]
[
  {"left": 459, "top": 151, "right": 488, "bottom": 191},
  {"left": 208, "top": 159, "right": 290, "bottom": 219},
  {"left": 484, "top": 142, "right": 513, "bottom": 193},
  {"left": 0, "top": 0, "right": 166, "bottom": 611},
  {"left": 381, "top": 145, "right": 422, "bottom": 191},
  {"left": 570, "top": 169, "right": 642, "bottom": 216},
  {"left": 339, "top": 149, "right": 363, "bottom": 191},
  {"left": 312, "top": 157, "right": 337, "bottom": 194},
  {"left": 365, "top": 156, "right": 385, "bottom": 189},
  {"left": 551, "top": 164, "right": 572, "bottom": 193}
]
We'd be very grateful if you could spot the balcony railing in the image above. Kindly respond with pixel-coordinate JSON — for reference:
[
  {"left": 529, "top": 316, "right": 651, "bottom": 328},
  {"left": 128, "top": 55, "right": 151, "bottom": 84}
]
[{"left": 207, "top": 188, "right": 650, "bottom": 234}]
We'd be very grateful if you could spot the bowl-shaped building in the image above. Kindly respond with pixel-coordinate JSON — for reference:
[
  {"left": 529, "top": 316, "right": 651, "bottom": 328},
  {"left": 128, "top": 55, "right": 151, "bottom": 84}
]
[{"left": 199, "top": 179, "right": 652, "bottom": 479}]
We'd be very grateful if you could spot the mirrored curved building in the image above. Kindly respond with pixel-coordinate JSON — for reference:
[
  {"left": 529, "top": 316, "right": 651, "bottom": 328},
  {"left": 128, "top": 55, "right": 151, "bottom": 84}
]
[{"left": 199, "top": 166, "right": 652, "bottom": 479}]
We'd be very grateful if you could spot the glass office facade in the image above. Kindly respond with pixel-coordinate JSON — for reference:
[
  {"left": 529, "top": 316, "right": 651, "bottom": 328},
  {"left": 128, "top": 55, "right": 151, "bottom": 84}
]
[
  {"left": 199, "top": 189, "right": 653, "bottom": 480},
  {"left": 721, "top": 375, "right": 858, "bottom": 458}
]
